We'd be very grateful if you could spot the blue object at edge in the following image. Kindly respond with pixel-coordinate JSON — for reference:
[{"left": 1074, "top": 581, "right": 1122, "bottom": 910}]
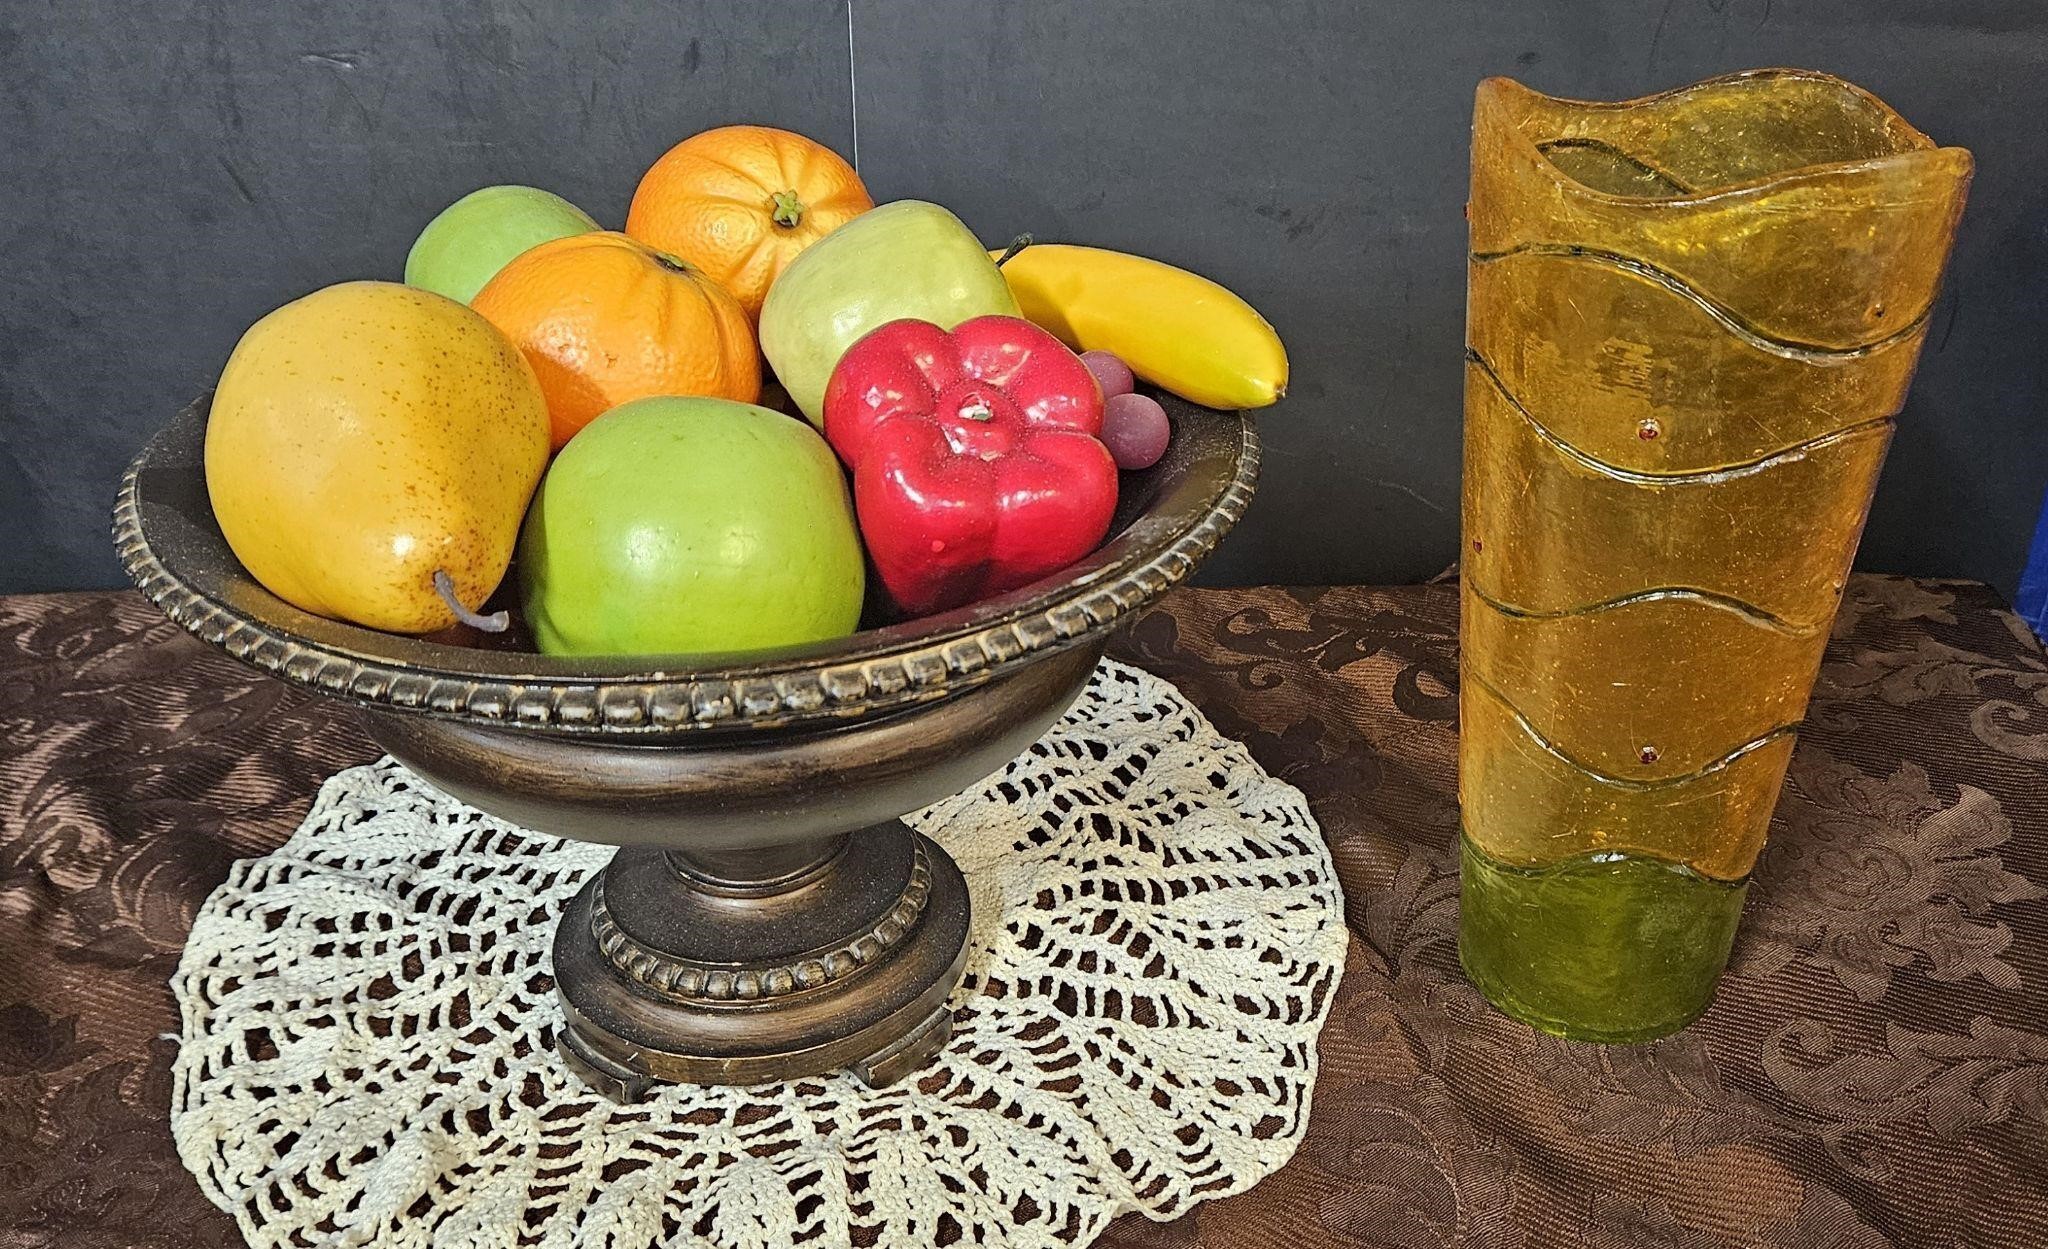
[{"left": 2019, "top": 486, "right": 2048, "bottom": 643}]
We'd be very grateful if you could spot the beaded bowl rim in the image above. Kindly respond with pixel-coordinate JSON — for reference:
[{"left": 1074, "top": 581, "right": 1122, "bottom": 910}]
[{"left": 114, "top": 394, "right": 1258, "bottom": 736}]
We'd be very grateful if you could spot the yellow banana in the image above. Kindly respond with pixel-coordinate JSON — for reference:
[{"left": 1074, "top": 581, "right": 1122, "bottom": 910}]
[{"left": 991, "top": 244, "right": 1288, "bottom": 410}]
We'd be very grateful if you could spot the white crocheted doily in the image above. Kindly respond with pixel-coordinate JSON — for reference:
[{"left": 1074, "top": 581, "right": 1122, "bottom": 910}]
[{"left": 170, "top": 660, "right": 1347, "bottom": 1249}]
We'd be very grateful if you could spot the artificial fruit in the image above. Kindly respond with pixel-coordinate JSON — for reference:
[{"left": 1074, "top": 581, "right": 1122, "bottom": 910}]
[
  {"left": 760, "top": 200, "right": 1018, "bottom": 427},
  {"left": 626, "top": 124, "right": 872, "bottom": 322},
  {"left": 471, "top": 231, "right": 760, "bottom": 449},
  {"left": 204, "top": 281, "right": 550, "bottom": 633},
  {"left": 993, "top": 243, "right": 1288, "bottom": 409},
  {"left": 519, "top": 396, "right": 865, "bottom": 656},
  {"left": 404, "top": 185, "right": 601, "bottom": 305},
  {"left": 823, "top": 315, "right": 1117, "bottom": 616}
]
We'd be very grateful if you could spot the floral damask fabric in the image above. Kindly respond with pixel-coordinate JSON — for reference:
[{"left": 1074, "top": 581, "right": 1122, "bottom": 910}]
[{"left": 3, "top": 577, "right": 2045, "bottom": 1248}]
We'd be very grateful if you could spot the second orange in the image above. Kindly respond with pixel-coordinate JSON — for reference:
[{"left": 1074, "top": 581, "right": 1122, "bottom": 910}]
[{"left": 472, "top": 232, "right": 760, "bottom": 449}]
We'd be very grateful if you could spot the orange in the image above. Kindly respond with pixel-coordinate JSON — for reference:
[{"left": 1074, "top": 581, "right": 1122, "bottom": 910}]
[
  {"left": 471, "top": 231, "right": 759, "bottom": 449},
  {"left": 626, "top": 125, "right": 873, "bottom": 322}
]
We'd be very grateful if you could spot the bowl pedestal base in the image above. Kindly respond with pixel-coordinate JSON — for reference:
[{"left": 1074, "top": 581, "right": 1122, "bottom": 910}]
[
  {"left": 549, "top": 820, "right": 970, "bottom": 1100},
  {"left": 358, "top": 645, "right": 1099, "bottom": 1103}
]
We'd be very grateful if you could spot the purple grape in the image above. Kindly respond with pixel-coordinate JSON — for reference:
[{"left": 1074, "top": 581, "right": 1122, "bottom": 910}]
[
  {"left": 1101, "top": 392, "right": 1171, "bottom": 470},
  {"left": 1080, "top": 350, "right": 1135, "bottom": 399}
]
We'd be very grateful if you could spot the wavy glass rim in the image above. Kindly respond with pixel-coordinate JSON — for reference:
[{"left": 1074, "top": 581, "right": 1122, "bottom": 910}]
[{"left": 1477, "top": 68, "right": 1971, "bottom": 208}]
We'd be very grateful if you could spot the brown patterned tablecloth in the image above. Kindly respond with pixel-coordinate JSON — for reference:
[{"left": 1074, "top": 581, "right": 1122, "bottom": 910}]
[{"left": 3, "top": 577, "right": 2045, "bottom": 1249}]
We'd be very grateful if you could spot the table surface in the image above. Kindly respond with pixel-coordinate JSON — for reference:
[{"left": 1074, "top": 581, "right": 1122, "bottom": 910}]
[{"left": 4, "top": 577, "right": 2046, "bottom": 1249}]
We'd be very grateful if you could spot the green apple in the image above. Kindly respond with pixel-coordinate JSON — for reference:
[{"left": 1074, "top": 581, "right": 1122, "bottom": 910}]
[
  {"left": 760, "top": 200, "right": 1019, "bottom": 426},
  {"left": 518, "top": 396, "right": 864, "bottom": 657},
  {"left": 404, "top": 185, "right": 601, "bottom": 305}
]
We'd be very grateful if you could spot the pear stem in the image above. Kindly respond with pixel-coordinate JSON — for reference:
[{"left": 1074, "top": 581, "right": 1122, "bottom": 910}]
[
  {"left": 996, "top": 234, "right": 1033, "bottom": 267},
  {"left": 433, "top": 569, "right": 509, "bottom": 633}
]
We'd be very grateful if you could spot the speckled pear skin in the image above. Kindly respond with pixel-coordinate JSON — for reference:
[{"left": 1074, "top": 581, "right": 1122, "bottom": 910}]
[{"left": 204, "top": 281, "right": 551, "bottom": 634}]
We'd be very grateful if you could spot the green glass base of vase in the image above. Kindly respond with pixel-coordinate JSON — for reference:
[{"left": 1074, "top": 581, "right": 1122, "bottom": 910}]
[{"left": 1457, "top": 832, "right": 1749, "bottom": 1044}]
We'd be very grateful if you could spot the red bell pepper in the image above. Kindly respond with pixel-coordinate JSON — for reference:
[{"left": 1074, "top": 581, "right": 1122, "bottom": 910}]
[{"left": 823, "top": 315, "right": 1118, "bottom": 616}]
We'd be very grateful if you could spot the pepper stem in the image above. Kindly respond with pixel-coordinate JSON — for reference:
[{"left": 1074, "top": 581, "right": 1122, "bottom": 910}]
[
  {"left": 433, "top": 569, "right": 509, "bottom": 633},
  {"left": 770, "top": 190, "right": 806, "bottom": 228}
]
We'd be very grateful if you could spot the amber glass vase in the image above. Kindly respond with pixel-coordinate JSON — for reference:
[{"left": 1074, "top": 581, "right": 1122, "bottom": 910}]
[{"left": 1459, "top": 70, "right": 1971, "bottom": 1041}]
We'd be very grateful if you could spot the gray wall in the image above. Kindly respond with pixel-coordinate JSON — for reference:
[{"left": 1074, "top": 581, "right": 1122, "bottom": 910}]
[{"left": 5, "top": 0, "right": 2044, "bottom": 596}]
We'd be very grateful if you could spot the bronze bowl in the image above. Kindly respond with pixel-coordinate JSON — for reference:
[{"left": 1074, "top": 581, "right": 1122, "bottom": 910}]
[{"left": 114, "top": 394, "right": 1257, "bottom": 1099}]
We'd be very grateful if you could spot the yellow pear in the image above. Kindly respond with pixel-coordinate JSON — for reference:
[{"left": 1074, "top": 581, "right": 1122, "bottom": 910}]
[{"left": 205, "top": 281, "right": 550, "bottom": 633}]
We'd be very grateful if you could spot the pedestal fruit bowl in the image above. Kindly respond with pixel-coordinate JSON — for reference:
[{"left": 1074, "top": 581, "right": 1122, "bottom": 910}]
[{"left": 115, "top": 394, "right": 1257, "bottom": 1100}]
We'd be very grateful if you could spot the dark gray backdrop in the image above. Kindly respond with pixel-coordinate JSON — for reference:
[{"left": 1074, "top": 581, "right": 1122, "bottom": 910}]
[{"left": 5, "top": 0, "right": 2043, "bottom": 596}]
